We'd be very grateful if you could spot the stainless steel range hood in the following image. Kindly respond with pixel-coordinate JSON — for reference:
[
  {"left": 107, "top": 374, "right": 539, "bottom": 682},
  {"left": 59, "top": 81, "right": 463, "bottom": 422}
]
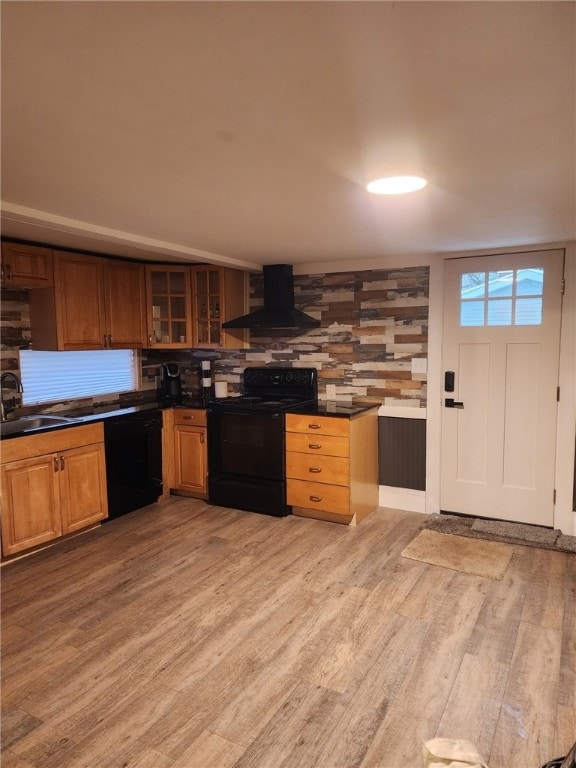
[{"left": 222, "top": 264, "right": 320, "bottom": 330}]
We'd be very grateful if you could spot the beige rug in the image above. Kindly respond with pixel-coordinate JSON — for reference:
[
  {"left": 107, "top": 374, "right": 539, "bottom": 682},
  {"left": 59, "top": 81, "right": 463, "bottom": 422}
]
[{"left": 401, "top": 529, "right": 513, "bottom": 579}]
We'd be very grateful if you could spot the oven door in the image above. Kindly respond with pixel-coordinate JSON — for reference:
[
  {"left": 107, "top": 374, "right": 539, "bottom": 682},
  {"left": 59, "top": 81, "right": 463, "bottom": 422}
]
[
  {"left": 208, "top": 409, "right": 284, "bottom": 480},
  {"left": 207, "top": 409, "right": 290, "bottom": 516}
]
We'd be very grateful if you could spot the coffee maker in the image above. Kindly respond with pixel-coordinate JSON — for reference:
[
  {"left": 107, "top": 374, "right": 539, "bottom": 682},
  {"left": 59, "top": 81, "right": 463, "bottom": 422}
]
[{"left": 159, "top": 363, "right": 183, "bottom": 405}]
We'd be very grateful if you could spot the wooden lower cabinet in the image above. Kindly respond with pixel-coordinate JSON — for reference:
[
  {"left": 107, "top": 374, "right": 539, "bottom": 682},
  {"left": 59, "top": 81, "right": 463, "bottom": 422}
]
[
  {"left": 172, "top": 409, "right": 208, "bottom": 497},
  {"left": 1, "top": 454, "right": 62, "bottom": 554},
  {"left": 59, "top": 443, "right": 108, "bottom": 534},
  {"left": 285, "top": 409, "right": 379, "bottom": 525},
  {"left": 0, "top": 424, "right": 108, "bottom": 557}
]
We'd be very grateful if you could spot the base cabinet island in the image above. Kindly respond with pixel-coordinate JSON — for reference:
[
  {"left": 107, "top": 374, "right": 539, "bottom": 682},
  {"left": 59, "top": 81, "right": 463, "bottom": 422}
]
[{"left": 285, "top": 405, "right": 379, "bottom": 525}]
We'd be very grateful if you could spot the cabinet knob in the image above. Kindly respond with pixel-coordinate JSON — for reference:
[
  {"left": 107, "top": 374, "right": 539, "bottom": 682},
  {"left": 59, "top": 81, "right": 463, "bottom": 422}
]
[
  {"left": 308, "top": 443, "right": 321, "bottom": 450},
  {"left": 309, "top": 495, "right": 323, "bottom": 502},
  {"left": 309, "top": 467, "right": 322, "bottom": 473}
]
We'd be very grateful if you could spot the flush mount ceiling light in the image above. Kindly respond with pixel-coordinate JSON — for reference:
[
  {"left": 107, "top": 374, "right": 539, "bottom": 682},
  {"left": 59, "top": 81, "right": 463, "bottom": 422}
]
[{"left": 366, "top": 175, "right": 428, "bottom": 195}]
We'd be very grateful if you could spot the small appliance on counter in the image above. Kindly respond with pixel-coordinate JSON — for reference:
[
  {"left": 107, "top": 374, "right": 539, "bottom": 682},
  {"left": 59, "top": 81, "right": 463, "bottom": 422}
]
[{"left": 159, "top": 363, "right": 183, "bottom": 405}]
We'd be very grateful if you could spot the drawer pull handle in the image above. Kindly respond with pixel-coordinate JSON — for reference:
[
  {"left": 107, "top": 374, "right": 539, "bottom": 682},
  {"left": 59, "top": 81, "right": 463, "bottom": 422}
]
[
  {"left": 309, "top": 467, "right": 322, "bottom": 473},
  {"left": 309, "top": 495, "right": 322, "bottom": 502},
  {"left": 309, "top": 424, "right": 321, "bottom": 429},
  {"left": 183, "top": 416, "right": 195, "bottom": 420},
  {"left": 309, "top": 443, "right": 321, "bottom": 449}
]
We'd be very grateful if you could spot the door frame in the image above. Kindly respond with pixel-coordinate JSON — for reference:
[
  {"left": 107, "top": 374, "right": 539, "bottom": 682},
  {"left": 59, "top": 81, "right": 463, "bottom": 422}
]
[{"left": 426, "top": 240, "right": 576, "bottom": 534}]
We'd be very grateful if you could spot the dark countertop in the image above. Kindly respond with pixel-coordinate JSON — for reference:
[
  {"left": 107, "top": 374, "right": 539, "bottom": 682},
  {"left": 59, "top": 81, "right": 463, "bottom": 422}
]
[
  {"left": 289, "top": 400, "right": 381, "bottom": 418},
  {"left": 0, "top": 397, "right": 380, "bottom": 440}
]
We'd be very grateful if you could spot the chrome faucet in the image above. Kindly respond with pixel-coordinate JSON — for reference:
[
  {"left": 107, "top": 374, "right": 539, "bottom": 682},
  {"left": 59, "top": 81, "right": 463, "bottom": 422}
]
[{"left": 0, "top": 371, "right": 24, "bottom": 422}]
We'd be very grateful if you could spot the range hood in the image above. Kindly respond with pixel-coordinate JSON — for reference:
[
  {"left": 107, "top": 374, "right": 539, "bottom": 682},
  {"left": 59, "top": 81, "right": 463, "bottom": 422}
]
[{"left": 222, "top": 264, "right": 320, "bottom": 330}]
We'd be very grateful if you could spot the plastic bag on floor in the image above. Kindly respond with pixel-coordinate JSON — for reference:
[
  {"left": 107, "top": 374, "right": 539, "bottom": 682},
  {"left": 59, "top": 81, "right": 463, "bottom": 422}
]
[{"left": 422, "top": 738, "right": 490, "bottom": 768}]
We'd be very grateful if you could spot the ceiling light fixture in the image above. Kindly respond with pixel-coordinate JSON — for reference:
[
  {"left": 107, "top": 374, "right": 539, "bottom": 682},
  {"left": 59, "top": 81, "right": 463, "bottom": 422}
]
[{"left": 366, "top": 175, "right": 428, "bottom": 195}]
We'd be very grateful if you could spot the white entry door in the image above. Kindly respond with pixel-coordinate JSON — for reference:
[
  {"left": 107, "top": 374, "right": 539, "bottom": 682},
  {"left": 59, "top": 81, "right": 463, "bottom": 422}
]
[{"left": 440, "top": 249, "right": 564, "bottom": 526}]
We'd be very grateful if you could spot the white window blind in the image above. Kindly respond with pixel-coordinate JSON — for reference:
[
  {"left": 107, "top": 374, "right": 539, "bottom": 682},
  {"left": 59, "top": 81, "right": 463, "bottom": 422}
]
[{"left": 20, "top": 350, "right": 137, "bottom": 406}]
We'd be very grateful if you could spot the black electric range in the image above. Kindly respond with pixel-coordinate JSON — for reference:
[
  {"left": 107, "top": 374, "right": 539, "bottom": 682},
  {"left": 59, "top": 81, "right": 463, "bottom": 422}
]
[{"left": 207, "top": 367, "right": 318, "bottom": 516}]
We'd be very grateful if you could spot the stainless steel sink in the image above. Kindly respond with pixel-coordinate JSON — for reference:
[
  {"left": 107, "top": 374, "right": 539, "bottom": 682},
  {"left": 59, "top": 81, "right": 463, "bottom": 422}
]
[{"left": 0, "top": 414, "right": 81, "bottom": 436}]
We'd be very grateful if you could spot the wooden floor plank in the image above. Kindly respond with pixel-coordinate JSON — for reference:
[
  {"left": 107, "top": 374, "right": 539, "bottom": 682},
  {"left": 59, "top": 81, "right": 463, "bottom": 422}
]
[
  {"left": 436, "top": 652, "right": 509, "bottom": 758},
  {"left": 489, "top": 620, "right": 563, "bottom": 768},
  {"left": 2, "top": 499, "right": 574, "bottom": 768},
  {"left": 171, "top": 730, "right": 244, "bottom": 768}
]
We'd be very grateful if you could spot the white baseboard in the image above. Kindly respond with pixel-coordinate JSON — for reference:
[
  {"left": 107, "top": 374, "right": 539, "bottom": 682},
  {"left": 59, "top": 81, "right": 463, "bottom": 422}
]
[{"left": 379, "top": 485, "right": 427, "bottom": 514}]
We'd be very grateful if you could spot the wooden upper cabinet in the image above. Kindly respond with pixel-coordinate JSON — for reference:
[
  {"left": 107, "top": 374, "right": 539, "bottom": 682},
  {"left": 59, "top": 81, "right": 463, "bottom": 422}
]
[
  {"left": 103, "top": 259, "right": 146, "bottom": 348},
  {"left": 145, "top": 265, "right": 193, "bottom": 348},
  {"left": 29, "top": 252, "right": 146, "bottom": 350},
  {"left": 191, "top": 266, "right": 248, "bottom": 350},
  {"left": 1, "top": 242, "right": 54, "bottom": 287}
]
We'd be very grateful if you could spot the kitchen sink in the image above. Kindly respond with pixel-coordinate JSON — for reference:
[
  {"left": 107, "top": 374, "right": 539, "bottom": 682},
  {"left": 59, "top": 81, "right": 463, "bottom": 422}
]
[{"left": 0, "top": 414, "right": 81, "bottom": 436}]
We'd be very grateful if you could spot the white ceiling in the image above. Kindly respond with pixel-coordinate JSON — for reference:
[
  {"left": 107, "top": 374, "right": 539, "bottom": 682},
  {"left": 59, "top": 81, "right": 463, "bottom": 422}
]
[{"left": 1, "top": 1, "right": 574, "bottom": 272}]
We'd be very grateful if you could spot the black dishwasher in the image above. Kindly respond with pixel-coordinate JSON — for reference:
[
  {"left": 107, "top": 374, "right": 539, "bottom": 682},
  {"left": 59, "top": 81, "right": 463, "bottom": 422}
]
[{"left": 104, "top": 409, "right": 163, "bottom": 519}]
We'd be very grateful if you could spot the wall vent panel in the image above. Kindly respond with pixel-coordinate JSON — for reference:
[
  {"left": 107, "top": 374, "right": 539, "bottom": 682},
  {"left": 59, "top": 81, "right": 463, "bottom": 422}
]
[{"left": 379, "top": 416, "right": 426, "bottom": 491}]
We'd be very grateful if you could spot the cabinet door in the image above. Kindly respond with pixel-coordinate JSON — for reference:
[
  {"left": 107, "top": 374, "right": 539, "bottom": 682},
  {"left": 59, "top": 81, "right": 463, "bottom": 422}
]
[
  {"left": 0, "top": 454, "right": 62, "bottom": 556},
  {"left": 59, "top": 443, "right": 108, "bottom": 533},
  {"left": 54, "top": 252, "right": 106, "bottom": 349},
  {"left": 103, "top": 259, "right": 146, "bottom": 348},
  {"left": 1, "top": 242, "right": 54, "bottom": 287},
  {"left": 191, "top": 266, "right": 248, "bottom": 349},
  {"left": 174, "top": 425, "right": 207, "bottom": 495},
  {"left": 191, "top": 267, "right": 222, "bottom": 348},
  {"left": 145, "top": 266, "right": 192, "bottom": 347}
]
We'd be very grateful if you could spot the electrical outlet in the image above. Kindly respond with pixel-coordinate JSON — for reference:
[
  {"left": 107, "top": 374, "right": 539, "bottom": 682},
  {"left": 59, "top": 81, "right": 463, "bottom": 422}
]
[{"left": 411, "top": 357, "right": 427, "bottom": 374}]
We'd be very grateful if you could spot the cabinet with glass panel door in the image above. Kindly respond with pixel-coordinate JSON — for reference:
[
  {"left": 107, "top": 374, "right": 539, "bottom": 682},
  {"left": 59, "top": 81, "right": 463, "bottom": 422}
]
[
  {"left": 191, "top": 266, "right": 248, "bottom": 349},
  {"left": 145, "top": 266, "right": 192, "bottom": 348}
]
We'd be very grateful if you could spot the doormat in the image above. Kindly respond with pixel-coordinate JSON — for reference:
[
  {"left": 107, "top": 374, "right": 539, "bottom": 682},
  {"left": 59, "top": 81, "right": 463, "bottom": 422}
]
[
  {"left": 401, "top": 529, "right": 513, "bottom": 579},
  {"left": 422, "top": 513, "right": 576, "bottom": 554}
]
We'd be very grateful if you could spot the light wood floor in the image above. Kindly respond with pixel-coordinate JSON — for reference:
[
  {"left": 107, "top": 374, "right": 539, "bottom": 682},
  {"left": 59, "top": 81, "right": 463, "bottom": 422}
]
[{"left": 1, "top": 498, "right": 575, "bottom": 768}]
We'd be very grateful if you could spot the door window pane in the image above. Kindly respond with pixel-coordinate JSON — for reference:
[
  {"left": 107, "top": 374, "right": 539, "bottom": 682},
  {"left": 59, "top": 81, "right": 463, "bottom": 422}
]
[
  {"left": 487, "top": 299, "right": 512, "bottom": 326},
  {"left": 515, "top": 297, "right": 542, "bottom": 325},
  {"left": 488, "top": 271, "right": 513, "bottom": 297},
  {"left": 516, "top": 267, "right": 544, "bottom": 296},
  {"left": 461, "top": 273, "right": 486, "bottom": 298},
  {"left": 461, "top": 301, "right": 485, "bottom": 326}
]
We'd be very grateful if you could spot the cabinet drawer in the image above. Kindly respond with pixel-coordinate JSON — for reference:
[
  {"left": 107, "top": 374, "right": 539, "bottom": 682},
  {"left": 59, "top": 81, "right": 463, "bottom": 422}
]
[
  {"left": 173, "top": 409, "right": 207, "bottom": 427},
  {"left": 286, "top": 452, "right": 349, "bottom": 486},
  {"left": 286, "top": 431, "right": 349, "bottom": 458},
  {"left": 286, "top": 413, "right": 349, "bottom": 438},
  {"left": 287, "top": 479, "right": 350, "bottom": 515}
]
